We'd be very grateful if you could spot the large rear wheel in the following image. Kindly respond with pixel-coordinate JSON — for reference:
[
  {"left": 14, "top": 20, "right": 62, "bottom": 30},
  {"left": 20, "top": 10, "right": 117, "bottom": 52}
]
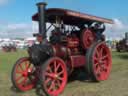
[{"left": 86, "top": 41, "right": 112, "bottom": 82}]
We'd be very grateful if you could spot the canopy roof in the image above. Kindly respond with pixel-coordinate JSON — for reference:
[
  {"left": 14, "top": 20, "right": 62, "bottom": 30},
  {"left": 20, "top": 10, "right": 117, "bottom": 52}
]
[{"left": 32, "top": 8, "right": 113, "bottom": 25}]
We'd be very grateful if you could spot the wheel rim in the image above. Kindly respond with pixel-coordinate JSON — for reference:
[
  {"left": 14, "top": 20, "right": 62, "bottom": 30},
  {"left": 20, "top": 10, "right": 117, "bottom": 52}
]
[
  {"left": 93, "top": 43, "right": 112, "bottom": 81},
  {"left": 43, "top": 58, "right": 67, "bottom": 96},
  {"left": 14, "top": 58, "right": 37, "bottom": 91},
  {"left": 82, "top": 29, "right": 95, "bottom": 49}
]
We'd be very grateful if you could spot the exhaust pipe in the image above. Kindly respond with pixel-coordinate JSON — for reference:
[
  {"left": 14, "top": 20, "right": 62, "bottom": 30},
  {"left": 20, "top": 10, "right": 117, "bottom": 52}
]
[{"left": 36, "top": 2, "right": 47, "bottom": 38}]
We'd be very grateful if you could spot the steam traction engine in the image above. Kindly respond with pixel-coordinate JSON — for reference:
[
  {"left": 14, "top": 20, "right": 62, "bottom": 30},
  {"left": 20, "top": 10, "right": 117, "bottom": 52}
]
[{"left": 11, "top": 2, "right": 113, "bottom": 96}]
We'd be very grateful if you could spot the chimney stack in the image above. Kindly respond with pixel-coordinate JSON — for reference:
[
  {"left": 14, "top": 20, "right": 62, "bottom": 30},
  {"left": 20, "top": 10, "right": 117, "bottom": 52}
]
[{"left": 36, "top": 2, "right": 47, "bottom": 38}]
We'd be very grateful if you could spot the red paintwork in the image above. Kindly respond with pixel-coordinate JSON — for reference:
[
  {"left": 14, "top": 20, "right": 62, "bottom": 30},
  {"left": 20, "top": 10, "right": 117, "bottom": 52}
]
[
  {"left": 52, "top": 45, "right": 86, "bottom": 68},
  {"left": 67, "top": 36, "right": 80, "bottom": 48},
  {"left": 52, "top": 45, "right": 68, "bottom": 58},
  {"left": 13, "top": 57, "right": 37, "bottom": 91},
  {"left": 42, "top": 57, "right": 67, "bottom": 96},
  {"left": 81, "top": 28, "right": 96, "bottom": 49},
  {"left": 32, "top": 8, "right": 113, "bottom": 25},
  {"left": 52, "top": 35, "right": 80, "bottom": 58},
  {"left": 70, "top": 55, "right": 86, "bottom": 68},
  {"left": 92, "top": 42, "right": 112, "bottom": 81}
]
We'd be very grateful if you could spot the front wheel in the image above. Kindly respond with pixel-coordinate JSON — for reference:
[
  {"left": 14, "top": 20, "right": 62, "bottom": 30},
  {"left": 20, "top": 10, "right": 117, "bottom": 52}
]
[
  {"left": 40, "top": 57, "right": 67, "bottom": 96},
  {"left": 11, "top": 57, "right": 37, "bottom": 91},
  {"left": 86, "top": 41, "right": 112, "bottom": 82}
]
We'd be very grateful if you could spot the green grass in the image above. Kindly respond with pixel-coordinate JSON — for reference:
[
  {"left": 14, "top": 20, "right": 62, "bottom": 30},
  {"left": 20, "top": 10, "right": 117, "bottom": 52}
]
[{"left": 0, "top": 50, "right": 128, "bottom": 96}]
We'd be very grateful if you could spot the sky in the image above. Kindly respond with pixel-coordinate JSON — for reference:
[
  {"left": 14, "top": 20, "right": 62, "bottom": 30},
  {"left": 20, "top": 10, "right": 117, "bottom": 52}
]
[{"left": 0, "top": 0, "right": 128, "bottom": 39}]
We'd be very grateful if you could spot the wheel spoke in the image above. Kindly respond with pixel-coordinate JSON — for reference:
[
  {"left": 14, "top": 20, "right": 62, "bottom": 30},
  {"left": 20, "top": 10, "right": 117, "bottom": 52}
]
[
  {"left": 94, "top": 63, "right": 99, "bottom": 69},
  {"left": 16, "top": 70, "right": 23, "bottom": 74},
  {"left": 45, "top": 78, "right": 51, "bottom": 84},
  {"left": 47, "top": 66, "right": 52, "bottom": 73},
  {"left": 94, "top": 56, "right": 99, "bottom": 61},
  {"left": 102, "top": 63, "right": 108, "bottom": 72},
  {"left": 95, "top": 49, "right": 100, "bottom": 57},
  {"left": 45, "top": 72, "right": 54, "bottom": 78},
  {"left": 95, "top": 62, "right": 99, "bottom": 65},
  {"left": 20, "top": 78, "right": 28, "bottom": 85},
  {"left": 55, "top": 63, "right": 61, "bottom": 73},
  {"left": 56, "top": 80, "right": 61, "bottom": 88},
  {"left": 97, "top": 65, "right": 101, "bottom": 71},
  {"left": 101, "top": 60, "right": 107, "bottom": 65},
  {"left": 26, "top": 63, "right": 31, "bottom": 70},
  {"left": 101, "top": 54, "right": 108, "bottom": 60},
  {"left": 19, "top": 64, "right": 24, "bottom": 71},
  {"left": 100, "top": 67, "right": 104, "bottom": 72},
  {"left": 57, "top": 76, "right": 63, "bottom": 81},
  {"left": 58, "top": 70, "right": 64, "bottom": 76},
  {"left": 48, "top": 80, "right": 55, "bottom": 91},
  {"left": 54, "top": 61, "right": 57, "bottom": 73},
  {"left": 16, "top": 75, "right": 23, "bottom": 82},
  {"left": 100, "top": 48, "right": 103, "bottom": 57},
  {"left": 102, "top": 67, "right": 107, "bottom": 72},
  {"left": 25, "top": 61, "right": 29, "bottom": 68},
  {"left": 96, "top": 66, "right": 101, "bottom": 77}
]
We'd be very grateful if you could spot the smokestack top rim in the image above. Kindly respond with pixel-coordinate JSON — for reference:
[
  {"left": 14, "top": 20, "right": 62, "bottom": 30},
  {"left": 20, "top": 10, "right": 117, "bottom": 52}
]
[{"left": 36, "top": 2, "right": 47, "bottom": 6}]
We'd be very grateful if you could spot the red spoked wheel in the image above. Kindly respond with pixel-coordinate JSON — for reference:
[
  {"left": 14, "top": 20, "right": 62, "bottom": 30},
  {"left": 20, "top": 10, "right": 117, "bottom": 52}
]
[
  {"left": 81, "top": 29, "right": 96, "bottom": 49},
  {"left": 11, "top": 57, "right": 37, "bottom": 91},
  {"left": 40, "top": 57, "right": 67, "bottom": 96},
  {"left": 86, "top": 41, "right": 112, "bottom": 82}
]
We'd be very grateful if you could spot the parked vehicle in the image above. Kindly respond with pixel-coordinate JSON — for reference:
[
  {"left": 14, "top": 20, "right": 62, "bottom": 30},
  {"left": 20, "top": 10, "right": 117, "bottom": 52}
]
[
  {"left": 116, "top": 32, "right": 128, "bottom": 52},
  {"left": 1, "top": 41, "right": 17, "bottom": 52}
]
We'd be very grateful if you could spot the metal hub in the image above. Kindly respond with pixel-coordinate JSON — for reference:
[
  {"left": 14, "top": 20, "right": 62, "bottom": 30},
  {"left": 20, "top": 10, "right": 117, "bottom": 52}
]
[{"left": 22, "top": 72, "right": 28, "bottom": 77}]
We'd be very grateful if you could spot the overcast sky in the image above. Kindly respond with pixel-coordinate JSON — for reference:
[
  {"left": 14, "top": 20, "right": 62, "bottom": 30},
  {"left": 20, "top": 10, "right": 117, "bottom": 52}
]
[{"left": 0, "top": 0, "right": 128, "bottom": 39}]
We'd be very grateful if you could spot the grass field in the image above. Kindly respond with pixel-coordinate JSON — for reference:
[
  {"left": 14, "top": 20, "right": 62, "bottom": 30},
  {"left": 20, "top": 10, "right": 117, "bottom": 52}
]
[{"left": 0, "top": 50, "right": 128, "bottom": 96}]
